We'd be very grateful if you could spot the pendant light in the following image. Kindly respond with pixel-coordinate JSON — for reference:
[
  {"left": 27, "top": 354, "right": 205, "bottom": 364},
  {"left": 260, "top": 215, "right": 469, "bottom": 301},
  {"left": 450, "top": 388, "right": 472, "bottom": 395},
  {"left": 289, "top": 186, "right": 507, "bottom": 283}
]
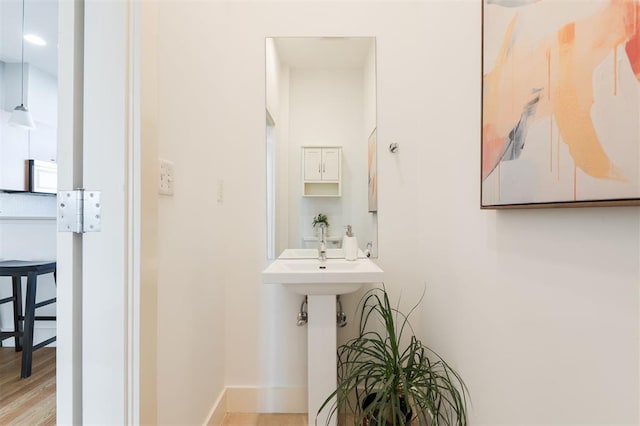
[{"left": 8, "top": 0, "right": 35, "bottom": 130}]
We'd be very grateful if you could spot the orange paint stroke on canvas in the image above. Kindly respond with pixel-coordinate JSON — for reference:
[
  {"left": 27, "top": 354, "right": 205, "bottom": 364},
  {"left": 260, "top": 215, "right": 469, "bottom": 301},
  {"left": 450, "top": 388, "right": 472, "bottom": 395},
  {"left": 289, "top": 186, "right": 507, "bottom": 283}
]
[
  {"left": 482, "top": 0, "right": 640, "bottom": 182},
  {"left": 556, "top": 130, "right": 560, "bottom": 181},
  {"left": 549, "top": 117, "right": 553, "bottom": 172},
  {"left": 624, "top": 1, "right": 640, "bottom": 78},
  {"left": 482, "top": 15, "right": 519, "bottom": 178},
  {"left": 614, "top": 47, "right": 618, "bottom": 95},
  {"left": 573, "top": 165, "right": 577, "bottom": 200}
]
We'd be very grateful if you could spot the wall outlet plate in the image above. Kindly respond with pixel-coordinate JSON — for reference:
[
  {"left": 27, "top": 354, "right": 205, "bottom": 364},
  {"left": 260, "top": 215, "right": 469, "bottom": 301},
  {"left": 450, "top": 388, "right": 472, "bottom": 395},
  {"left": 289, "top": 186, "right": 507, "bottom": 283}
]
[{"left": 159, "top": 159, "right": 174, "bottom": 196}]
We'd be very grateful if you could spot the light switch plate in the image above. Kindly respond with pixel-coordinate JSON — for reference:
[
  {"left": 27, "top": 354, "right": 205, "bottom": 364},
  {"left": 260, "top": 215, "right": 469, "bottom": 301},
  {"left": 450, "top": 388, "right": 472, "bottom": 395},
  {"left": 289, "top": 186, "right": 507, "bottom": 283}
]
[
  {"left": 217, "top": 179, "right": 224, "bottom": 203},
  {"left": 159, "top": 159, "right": 174, "bottom": 195}
]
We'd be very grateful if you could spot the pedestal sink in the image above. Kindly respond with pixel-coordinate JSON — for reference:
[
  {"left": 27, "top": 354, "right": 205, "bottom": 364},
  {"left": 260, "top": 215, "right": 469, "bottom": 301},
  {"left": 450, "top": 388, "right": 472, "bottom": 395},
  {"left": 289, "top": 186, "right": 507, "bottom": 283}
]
[{"left": 262, "top": 254, "right": 384, "bottom": 426}]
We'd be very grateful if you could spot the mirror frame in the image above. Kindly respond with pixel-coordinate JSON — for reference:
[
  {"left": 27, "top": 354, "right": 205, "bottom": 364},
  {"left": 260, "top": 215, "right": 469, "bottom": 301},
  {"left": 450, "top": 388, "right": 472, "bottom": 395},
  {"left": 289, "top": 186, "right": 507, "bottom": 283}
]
[{"left": 265, "top": 36, "right": 378, "bottom": 260}]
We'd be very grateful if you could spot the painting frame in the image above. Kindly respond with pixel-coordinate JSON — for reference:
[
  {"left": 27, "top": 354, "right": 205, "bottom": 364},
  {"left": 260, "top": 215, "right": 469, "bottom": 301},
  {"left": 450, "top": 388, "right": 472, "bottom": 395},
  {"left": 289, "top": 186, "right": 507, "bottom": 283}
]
[{"left": 481, "top": 0, "right": 640, "bottom": 209}]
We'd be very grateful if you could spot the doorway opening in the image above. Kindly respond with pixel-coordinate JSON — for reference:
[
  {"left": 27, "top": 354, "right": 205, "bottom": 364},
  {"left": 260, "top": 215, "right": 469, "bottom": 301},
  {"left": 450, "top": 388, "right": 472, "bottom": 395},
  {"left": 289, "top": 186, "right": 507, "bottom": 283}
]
[{"left": 0, "top": 0, "right": 59, "bottom": 422}]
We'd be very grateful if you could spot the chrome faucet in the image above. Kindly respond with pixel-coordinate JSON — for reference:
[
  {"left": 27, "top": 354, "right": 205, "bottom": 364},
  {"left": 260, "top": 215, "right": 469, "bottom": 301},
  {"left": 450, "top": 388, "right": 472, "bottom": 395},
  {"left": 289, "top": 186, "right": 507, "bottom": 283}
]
[{"left": 318, "top": 224, "right": 327, "bottom": 262}]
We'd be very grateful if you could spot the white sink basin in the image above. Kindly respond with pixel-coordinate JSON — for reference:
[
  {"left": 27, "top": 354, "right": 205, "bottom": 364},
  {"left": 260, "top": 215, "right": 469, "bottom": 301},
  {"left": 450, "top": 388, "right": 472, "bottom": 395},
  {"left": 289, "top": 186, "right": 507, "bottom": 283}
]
[{"left": 261, "top": 257, "right": 384, "bottom": 295}]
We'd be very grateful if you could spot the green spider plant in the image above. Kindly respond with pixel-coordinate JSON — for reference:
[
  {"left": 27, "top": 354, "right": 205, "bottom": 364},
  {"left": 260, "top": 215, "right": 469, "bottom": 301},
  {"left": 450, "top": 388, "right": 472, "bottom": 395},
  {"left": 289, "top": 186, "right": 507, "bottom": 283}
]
[
  {"left": 312, "top": 213, "right": 329, "bottom": 229},
  {"left": 317, "top": 287, "right": 469, "bottom": 425}
]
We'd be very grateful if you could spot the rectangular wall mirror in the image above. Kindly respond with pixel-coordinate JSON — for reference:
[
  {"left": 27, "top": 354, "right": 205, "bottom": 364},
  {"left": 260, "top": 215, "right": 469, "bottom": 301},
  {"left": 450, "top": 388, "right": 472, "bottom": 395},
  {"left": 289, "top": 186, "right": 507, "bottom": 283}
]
[{"left": 265, "top": 37, "right": 378, "bottom": 259}]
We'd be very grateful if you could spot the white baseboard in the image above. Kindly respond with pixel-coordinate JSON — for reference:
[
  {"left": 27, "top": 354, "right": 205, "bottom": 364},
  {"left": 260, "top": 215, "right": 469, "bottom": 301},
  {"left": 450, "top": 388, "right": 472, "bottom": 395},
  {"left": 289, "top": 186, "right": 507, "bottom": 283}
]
[
  {"left": 226, "top": 386, "right": 307, "bottom": 413},
  {"left": 204, "top": 388, "right": 227, "bottom": 426},
  {"left": 203, "top": 386, "right": 308, "bottom": 425}
]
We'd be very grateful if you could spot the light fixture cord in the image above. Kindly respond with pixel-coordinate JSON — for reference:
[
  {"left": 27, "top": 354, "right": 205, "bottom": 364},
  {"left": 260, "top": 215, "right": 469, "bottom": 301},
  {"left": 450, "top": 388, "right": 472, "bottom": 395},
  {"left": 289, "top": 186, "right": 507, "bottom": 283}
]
[{"left": 20, "top": 0, "right": 25, "bottom": 106}]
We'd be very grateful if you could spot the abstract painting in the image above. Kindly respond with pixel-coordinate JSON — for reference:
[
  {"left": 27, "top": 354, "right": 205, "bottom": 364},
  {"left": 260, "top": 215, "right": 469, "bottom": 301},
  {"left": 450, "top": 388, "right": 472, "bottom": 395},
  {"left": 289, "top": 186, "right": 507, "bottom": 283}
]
[
  {"left": 482, "top": 0, "right": 640, "bottom": 208},
  {"left": 368, "top": 128, "right": 378, "bottom": 212}
]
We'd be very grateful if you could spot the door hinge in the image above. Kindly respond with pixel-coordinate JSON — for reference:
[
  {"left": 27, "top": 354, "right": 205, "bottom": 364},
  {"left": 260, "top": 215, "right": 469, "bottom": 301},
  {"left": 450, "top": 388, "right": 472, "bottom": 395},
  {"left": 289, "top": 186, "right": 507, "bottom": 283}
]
[{"left": 58, "top": 190, "right": 102, "bottom": 233}]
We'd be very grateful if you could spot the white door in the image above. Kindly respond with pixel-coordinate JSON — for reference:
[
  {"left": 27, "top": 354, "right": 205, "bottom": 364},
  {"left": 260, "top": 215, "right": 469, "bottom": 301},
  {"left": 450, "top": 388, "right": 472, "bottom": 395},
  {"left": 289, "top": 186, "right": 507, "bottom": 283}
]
[
  {"left": 57, "top": 0, "right": 140, "bottom": 423},
  {"left": 304, "top": 148, "right": 322, "bottom": 181},
  {"left": 321, "top": 148, "right": 340, "bottom": 181}
]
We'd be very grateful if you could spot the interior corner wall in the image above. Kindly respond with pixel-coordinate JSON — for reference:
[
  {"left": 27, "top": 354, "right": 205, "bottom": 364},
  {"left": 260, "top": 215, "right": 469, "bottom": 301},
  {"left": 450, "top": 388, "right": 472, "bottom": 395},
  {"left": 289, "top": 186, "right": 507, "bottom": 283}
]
[{"left": 153, "top": 1, "right": 639, "bottom": 424}]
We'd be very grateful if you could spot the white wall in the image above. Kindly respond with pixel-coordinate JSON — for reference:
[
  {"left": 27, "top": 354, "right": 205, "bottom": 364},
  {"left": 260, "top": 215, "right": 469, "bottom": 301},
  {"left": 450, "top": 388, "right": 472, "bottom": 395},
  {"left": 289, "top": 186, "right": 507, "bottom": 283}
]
[
  {"left": 153, "top": 1, "right": 639, "bottom": 424},
  {"left": 1, "top": 61, "right": 57, "bottom": 190},
  {"left": 26, "top": 65, "right": 57, "bottom": 126},
  {"left": 2, "top": 62, "right": 57, "bottom": 125},
  {"left": 139, "top": 1, "right": 160, "bottom": 423},
  {"left": 288, "top": 67, "right": 369, "bottom": 247},
  {"left": 0, "top": 62, "right": 4, "bottom": 109},
  {"left": 0, "top": 110, "right": 29, "bottom": 190},
  {"left": 154, "top": 2, "right": 227, "bottom": 424},
  {"left": 2, "top": 63, "right": 28, "bottom": 113}
]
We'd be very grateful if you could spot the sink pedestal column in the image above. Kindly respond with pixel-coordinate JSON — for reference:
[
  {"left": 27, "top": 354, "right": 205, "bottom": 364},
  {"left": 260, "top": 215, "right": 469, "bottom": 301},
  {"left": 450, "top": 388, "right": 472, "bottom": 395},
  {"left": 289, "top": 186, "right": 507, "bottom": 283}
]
[{"left": 307, "top": 295, "right": 337, "bottom": 426}]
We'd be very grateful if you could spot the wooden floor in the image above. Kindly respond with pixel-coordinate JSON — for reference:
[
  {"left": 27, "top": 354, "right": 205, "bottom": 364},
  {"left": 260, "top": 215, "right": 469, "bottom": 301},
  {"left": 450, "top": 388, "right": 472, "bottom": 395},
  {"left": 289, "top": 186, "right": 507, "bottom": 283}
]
[
  {"left": 222, "top": 413, "right": 308, "bottom": 425},
  {"left": 222, "top": 413, "right": 361, "bottom": 426},
  {"left": 0, "top": 347, "right": 56, "bottom": 425}
]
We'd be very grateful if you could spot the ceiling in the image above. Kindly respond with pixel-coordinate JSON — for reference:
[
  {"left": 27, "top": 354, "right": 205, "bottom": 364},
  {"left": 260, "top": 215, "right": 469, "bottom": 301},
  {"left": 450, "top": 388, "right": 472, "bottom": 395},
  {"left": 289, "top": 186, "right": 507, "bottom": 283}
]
[
  {"left": 1, "top": 7, "right": 369, "bottom": 79},
  {"left": 0, "top": 0, "right": 58, "bottom": 77},
  {"left": 273, "top": 37, "right": 374, "bottom": 69}
]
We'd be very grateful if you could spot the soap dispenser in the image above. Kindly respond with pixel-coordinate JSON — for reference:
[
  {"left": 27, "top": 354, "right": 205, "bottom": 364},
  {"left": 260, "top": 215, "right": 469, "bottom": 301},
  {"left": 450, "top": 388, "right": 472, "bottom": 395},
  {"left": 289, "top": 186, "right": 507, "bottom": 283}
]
[{"left": 343, "top": 225, "right": 358, "bottom": 261}]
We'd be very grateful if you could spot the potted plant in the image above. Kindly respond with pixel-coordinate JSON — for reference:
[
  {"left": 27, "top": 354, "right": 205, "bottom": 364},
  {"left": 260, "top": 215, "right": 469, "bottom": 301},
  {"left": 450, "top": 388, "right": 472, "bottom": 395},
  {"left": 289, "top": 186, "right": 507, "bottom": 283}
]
[
  {"left": 312, "top": 213, "right": 330, "bottom": 236},
  {"left": 318, "top": 287, "right": 469, "bottom": 425}
]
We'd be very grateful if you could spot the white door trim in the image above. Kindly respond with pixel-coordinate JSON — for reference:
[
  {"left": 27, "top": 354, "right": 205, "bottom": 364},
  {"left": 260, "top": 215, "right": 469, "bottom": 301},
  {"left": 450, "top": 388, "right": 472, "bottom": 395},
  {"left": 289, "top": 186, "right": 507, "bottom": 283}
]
[
  {"left": 57, "top": 0, "right": 141, "bottom": 423},
  {"left": 56, "top": 0, "right": 84, "bottom": 423},
  {"left": 127, "top": 0, "right": 142, "bottom": 422}
]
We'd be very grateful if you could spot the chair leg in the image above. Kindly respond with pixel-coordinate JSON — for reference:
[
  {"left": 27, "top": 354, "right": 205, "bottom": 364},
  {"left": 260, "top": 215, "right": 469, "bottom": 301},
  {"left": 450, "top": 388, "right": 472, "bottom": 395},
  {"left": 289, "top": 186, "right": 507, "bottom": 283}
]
[
  {"left": 12, "top": 275, "right": 23, "bottom": 352},
  {"left": 21, "top": 272, "right": 37, "bottom": 379}
]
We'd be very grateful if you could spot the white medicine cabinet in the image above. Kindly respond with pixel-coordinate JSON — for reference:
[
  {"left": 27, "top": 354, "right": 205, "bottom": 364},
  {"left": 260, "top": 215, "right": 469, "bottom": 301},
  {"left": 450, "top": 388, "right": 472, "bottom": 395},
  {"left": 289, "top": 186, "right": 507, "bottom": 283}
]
[{"left": 302, "top": 146, "right": 342, "bottom": 197}]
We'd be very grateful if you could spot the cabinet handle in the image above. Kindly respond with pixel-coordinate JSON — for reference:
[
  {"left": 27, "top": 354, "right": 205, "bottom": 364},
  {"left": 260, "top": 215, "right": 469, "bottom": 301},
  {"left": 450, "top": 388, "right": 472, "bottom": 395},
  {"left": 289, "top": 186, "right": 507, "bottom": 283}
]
[
  {"left": 318, "top": 164, "right": 321, "bottom": 173},
  {"left": 322, "top": 163, "right": 325, "bottom": 173}
]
